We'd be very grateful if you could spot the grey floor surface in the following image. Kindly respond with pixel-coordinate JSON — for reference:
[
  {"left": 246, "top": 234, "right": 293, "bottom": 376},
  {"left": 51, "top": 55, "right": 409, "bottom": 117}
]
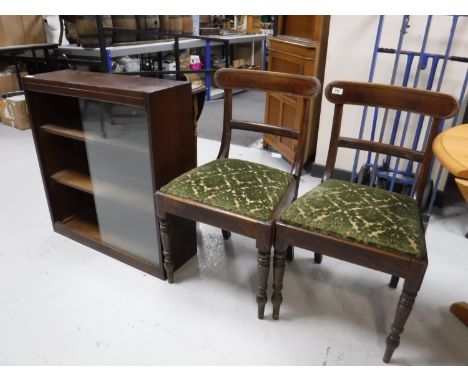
[
  {"left": 0, "top": 123, "right": 467, "bottom": 366},
  {"left": 197, "top": 90, "right": 264, "bottom": 147}
]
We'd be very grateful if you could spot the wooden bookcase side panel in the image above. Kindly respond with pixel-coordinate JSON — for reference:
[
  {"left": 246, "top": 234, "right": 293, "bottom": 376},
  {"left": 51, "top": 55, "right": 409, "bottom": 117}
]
[
  {"left": 147, "top": 84, "right": 198, "bottom": 271},
  {"left": 148, "top": 83, "right": 197, "bottom": 190}
]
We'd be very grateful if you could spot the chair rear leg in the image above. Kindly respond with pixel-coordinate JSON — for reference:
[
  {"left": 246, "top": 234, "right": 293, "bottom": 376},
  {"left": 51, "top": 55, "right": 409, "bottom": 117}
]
[
  {"left": 256, "top": 244, "right": 271, "bottom": 319},
  {"left": 221, "top": 229, "right": 231, "bottom": 240},
  {"left": 159, "top": 215, "right": 175, "bottom": 283},
  {"left": 383, "top": 280, "right": 419, "bottom": 363},
  {"left": 286, "top": 246, "right": 294, "bottom": 261},
  {"left": 314, "top": 253, "right": 323, "bottom": 264},
  {"left": 272, "top": 246, "right": 287, "bottom": 320},
  {"left": 389, "top": 275, "right": 400, "bottom": 289}
]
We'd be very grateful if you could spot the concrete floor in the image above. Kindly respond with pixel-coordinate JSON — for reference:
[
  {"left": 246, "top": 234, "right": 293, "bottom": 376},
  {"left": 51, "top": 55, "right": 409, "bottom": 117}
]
[
  {"left": 197, "top": 91, "right": 264, "bottom": 147},
  {"left": 0, "top": 123, "right": 467, "bottom": 366}
]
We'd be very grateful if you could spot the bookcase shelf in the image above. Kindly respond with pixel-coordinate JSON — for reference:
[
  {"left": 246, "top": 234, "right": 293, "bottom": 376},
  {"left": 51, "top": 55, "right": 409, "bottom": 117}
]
[
  {"left": 41, "top": 123, "right": 85, "bottom": 141},
  {"left": 60, "top": 214, "right": 101, "bottom": 241},
  {"left": 51, "top": 169, "right": 93, "bottom": 194}
]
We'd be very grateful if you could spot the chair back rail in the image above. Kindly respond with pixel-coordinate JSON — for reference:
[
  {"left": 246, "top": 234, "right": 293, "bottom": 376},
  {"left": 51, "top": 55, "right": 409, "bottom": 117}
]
[
  {"left": 326, "top": 81, "right": 458, "bottom": 118},
  {"left": 215, "top": 68, "right": 321, "bottom": 97},
  {"left": 337, "top": 138, "right": 424, "bottom": 162},
  {"left": 214, "top": 68, "right": 320, "bottom": 179},
  {"left": 323, "top": 80, "right": 459, "bottom": 207},
  {"left": 230, "top": 120, "right": 299, "bottom": 139}
]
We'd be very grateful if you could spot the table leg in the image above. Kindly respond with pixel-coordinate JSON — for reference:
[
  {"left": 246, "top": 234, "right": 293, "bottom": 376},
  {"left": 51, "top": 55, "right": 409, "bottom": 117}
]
[{"left": 450, "top": 302, "right": 468, "bottom": 326}]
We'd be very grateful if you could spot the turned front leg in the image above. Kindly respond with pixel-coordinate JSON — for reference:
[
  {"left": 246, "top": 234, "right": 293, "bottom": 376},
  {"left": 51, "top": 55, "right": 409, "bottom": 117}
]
[
  {"left": 159, "top": 216, "right": 174, "bottom": 283},
  {"left": 272, "top": 247, "right": 287, "bottom": 320},
  {"left": 383, "top": 285, "right": 418, "bottom": 363},
  {"left": 256, "top": 247, "right": 271, "bottom": 319}
]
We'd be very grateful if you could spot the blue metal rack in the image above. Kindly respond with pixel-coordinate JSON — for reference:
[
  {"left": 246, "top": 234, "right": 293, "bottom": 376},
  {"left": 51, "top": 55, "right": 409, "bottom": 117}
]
[{"left": 351, "top": 15, "right": 468, "bottom": 218}]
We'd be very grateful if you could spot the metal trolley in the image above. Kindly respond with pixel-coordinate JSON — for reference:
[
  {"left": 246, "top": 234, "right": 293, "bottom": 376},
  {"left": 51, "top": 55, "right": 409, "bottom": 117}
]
[{"left": 350, "top": 15, "right": 468, "bottom": 222}]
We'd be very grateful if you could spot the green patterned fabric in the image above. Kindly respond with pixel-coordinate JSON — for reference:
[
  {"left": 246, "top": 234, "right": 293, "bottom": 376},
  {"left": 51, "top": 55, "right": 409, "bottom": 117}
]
[
  {"left": 161, "top": 158, "right": 294, "bottom": 221},
  {"left": 280, "top": 179, "right": 427, "bottom": 259}
]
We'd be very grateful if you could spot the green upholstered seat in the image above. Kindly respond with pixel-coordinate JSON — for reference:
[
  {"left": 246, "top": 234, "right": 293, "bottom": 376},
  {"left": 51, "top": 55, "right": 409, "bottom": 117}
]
[
  {"left": 161, "top": 158, "right": 294, "bottom": 221},
  {"left": 280, "top": 179, "right": 427, "bottom": 259}
]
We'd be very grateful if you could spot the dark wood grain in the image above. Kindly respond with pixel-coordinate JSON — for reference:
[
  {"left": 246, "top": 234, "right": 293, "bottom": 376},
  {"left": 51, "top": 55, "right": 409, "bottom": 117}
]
[
  {"left": 50, "top": 169, "right": 93, "bottom": 194},
  {"left": 24, "top": 70, "right": 197, "bottom": 279},
  {"left": 41, "top": 123, "right": 85, "bottom": 141},
  {"left": 256, "top": 243, "right": 272, "bottom": 320},
  {"left": 323, "top": 103, "right": 343, "bottom": 182},
  {"left": 414, "top": 118, "right": 440, "bottom": 207},
  {"left": 275, "top": 222, "right": 425, "bottom": 278},
  {"left": 156, "top": 68, "right": 321, "bottom": 317},
  {"left": 292, "top": 97, "right": 311, "bottom": 179},
  {"left": 325, "top": 81, "right": 459, "bottom": 119},
  {"left": 230, "top": 119, "right": 299, "bottom": 139},
  {"left": 214, "top": 68, "right": 321, "bottom": 98},
  {"left": 274, "top": 80, "right": 458, "bottom": 363},
  {"left": 217, "top": 88, "right": 232, "bottom": 159},
  {"left": 337, "top": 137, "right": 424, "bottom": 162}
]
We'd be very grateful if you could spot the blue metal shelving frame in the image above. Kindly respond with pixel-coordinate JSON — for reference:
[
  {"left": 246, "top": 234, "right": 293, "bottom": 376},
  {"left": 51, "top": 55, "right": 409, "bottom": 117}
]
[{"left": 351, "top": 15, "right": 468, "bottom": 217}]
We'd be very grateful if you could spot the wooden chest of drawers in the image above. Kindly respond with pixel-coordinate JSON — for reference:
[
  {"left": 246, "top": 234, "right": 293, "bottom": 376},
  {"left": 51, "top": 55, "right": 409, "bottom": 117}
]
[{"left": 264, "top": 16, "right": 329, "bottom": 164}]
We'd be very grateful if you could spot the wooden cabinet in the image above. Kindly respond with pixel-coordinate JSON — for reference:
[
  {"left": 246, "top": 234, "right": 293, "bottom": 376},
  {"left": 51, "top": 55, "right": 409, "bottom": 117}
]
[
  {"left": 264, "top": 16, "right": 330, "bottom": 164},
  {"left": 24, "top": 70, "right": 197, "bottom": 279}
]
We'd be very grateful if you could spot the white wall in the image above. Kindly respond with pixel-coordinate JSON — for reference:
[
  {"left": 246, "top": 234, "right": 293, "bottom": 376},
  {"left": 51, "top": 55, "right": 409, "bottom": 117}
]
[{"left": 316, "top": 15, "right": 468, "bottom": 187}]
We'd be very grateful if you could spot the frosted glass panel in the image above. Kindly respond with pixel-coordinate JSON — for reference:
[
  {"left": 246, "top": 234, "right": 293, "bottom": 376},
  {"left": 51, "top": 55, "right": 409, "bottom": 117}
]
[{"left": 79, "top": 99, "right": 160, "bottom": 266}]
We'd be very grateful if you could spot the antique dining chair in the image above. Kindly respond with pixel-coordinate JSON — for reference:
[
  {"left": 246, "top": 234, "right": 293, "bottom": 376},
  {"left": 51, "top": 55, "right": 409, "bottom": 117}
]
[
  {"left": 156, "top": 68, "right": 321, "bottom": 318},
  {"left": 273, "top": 81, "right": 458, "bottom": 362}
]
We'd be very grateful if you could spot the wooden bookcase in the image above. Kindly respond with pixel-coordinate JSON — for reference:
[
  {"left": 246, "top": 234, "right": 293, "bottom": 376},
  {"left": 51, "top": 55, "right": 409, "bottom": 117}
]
[
  {"left": 24, "top": 70, "right": 197, "bottom": 279},
  {"left": 264, "top": 16, "right": 330, "bottom": 164}
]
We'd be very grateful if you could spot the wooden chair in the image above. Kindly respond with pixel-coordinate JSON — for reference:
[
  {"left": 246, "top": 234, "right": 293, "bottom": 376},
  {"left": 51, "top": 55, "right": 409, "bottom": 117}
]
[
  {"left": 273, "top": 81, "right": 458, "bottom": 362},
  {"left": 155, "top": 68, "right": 321, "bottom": 318}
]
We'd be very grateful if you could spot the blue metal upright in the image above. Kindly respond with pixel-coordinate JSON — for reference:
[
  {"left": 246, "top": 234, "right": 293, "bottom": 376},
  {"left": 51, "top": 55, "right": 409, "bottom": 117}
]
[
  {"left": 410, "top": 15, "right": 459, "bottom": 200},
  {"left": 350, "top": 15, "right": 467, "bottom": 217},
  {"left": 367, "top": 16, "right": 410, "bottom": 186},
  {"left": 105, "top": 49, "right": 112, "bottom": 73},
  {"left": 205, "top": 40, "right": 212, "bottom": 101},
  {"left": 350, "top": 15, "right": 385, "bottom": 182}
]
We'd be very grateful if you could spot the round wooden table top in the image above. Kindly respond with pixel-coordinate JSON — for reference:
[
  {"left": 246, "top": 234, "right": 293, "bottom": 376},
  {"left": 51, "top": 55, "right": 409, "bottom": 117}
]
[
  {"left": 433, "top": 123, "right": 468, "bottom": 179},
  {"left": 432, "top": 123, "right": 468, "bottom": 326}
]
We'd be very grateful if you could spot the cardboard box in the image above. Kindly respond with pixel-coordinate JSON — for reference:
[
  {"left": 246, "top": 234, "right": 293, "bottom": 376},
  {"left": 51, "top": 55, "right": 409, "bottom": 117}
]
[
  {"left": 0, "top": 94, "right": 31, "bottom": 129},
  {"left": 232, "top": 58, "right": 246, "bottom": 68},
  {"left": 246, "top": 16, "right": 261, "bottom": 34},
  {"left": 22, "top": 16, "right": 46, "bottom": 44},
  {"left": 0, "top": 16, "right": 46, "bottom": 47},
  {"left": 0, "top": 68, "right": 28, "bottom": 94},
  {"left": 0, "top": 98, "right": 4, "bottom": 124},
  {"left": 0, "top": 16, "right": 24, "bottom": 46}
]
